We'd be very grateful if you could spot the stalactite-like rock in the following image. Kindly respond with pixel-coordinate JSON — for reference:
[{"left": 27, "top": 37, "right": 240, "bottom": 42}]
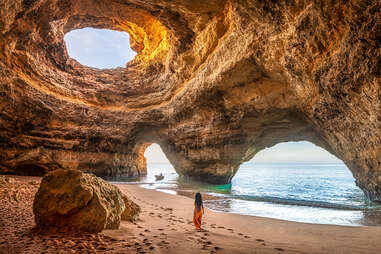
[{"left": 0, "top": 1, "right": 380, "bottom": 200}]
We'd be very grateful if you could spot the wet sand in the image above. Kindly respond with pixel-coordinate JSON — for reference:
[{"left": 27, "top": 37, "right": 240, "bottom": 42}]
[{"left": 1, "top": 175, "right": 381, "bottom": 254}]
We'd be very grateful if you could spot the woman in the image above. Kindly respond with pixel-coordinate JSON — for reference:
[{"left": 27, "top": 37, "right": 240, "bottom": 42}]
[{"left": 193, "top": 192, "right": 204, "bottom": 231}]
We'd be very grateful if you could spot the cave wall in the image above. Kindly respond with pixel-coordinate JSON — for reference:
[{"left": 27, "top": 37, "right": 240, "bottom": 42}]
[{"left": 0, "top": 1, "right": 380, "bottom": 200}]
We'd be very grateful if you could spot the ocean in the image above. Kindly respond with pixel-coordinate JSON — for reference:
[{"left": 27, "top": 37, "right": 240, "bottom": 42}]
[{"left": 112, "top": 162, "right": 381, "bottom": 226}]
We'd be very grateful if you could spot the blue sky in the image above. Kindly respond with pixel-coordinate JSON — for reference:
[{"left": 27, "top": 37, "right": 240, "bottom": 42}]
[
  {"left": 65, "top": 28, "right": 342, "bottom": 164},
  {"left": 64, "top": 28, "right": 136, "bottom": 68}
]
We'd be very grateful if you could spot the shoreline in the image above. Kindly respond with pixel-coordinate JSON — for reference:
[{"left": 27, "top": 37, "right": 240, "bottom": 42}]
[
  {"left": 116, "top": 162, "right": 381, "bottom": 227},
  {"left": 1, "top": 175, "right": 381, "bottom": 253},
  {"left": 115, "top": 183, "right": 381, "bottom": 254},
  {"left": 152, "top": 188, "right": 380, "bottom": 226},
  {"left": 116, "top": 181, "right": 381, "bottom": 227}
]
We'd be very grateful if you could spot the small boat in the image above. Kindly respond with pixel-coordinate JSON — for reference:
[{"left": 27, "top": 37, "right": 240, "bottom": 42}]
[{"left": 155, "top": 173, "right": 164, "bottom": 181}]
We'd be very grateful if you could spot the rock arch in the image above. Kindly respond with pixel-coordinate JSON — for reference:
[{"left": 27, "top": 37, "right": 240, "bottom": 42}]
[{"left": 0, "top": 1, "right": 379, "bottom": 201}]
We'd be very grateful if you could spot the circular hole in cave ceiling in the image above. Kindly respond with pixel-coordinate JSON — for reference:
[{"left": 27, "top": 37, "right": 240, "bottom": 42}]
[{"left": 64, "top": 27, "right": 136, "bottom": 69}]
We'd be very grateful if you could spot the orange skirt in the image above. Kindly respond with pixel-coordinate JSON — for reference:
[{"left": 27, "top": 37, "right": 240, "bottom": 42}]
[{"left": 193, "top": 207, "right": 203, "bottom": 230}]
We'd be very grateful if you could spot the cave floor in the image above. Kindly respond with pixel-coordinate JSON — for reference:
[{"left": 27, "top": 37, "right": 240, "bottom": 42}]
[{"left": 2, "top": 176, "right": 381, "bottom": 254}]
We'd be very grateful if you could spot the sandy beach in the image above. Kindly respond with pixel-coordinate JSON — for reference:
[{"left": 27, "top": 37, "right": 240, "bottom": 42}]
[{"left": 1, "top": 175, "right": 381, "bottom": 254}]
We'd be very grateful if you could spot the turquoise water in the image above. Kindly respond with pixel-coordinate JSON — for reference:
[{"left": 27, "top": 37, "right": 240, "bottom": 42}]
[{"left": 113, "top": 163, "right": 381, "bottom": 226}]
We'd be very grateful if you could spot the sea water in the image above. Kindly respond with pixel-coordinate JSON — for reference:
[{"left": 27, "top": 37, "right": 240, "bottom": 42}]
[{"left": 113, "top": 162, "right": 381, "bottom": 226}]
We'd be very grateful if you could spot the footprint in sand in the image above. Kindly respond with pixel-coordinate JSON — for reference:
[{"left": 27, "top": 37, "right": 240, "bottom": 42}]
[
  {"left": 238, "top": 233, "right": 243, "bottom": 236},
  {"left": 244, "top": 235, "right": 251, "bottom": 239},
  {"left": 195, "top": 237, "right": 203, "bottom": 243},
  {"left": 144, "top": 229, "right": 150, "bottom": 232},
  {"left": 217, "top": 226, "right": 225, "bottom": 229},
  {"left": 137, "top": 247, "right": 146, "bottom": 254},
  {"left": 159, "top": 240, "right": 169, "bottom": 246},
  {"left": 158, "top": 228, "right": 164, "bottom": 231},
  {"left": 256, "top": 239, "right": 264, "bottom": 242},
  {"left": 274, "top": 247, "right": 285, "bottom": 251}
]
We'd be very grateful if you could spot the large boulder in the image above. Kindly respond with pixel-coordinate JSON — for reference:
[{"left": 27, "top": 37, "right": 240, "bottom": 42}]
[
  {"left": 33, "top": 170, "right": 125, "bottom": 233},
  {"left": 121, "top": 194, "right": 141, "bottom": 222}
]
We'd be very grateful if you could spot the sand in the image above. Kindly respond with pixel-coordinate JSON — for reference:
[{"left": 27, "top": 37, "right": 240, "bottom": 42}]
[{"left": 1, "top": 175, "right": 381, "bottom": 254}]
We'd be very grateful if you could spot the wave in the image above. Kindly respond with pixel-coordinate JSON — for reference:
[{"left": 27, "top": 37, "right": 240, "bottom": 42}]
[{"left": 224, "top": 194, "right": 369, "bottom": 210}]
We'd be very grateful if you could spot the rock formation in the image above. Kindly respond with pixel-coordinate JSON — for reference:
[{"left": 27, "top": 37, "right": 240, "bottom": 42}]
[
  {"left": 0, "top": 1, "right": 380, "bottom": 200},
  {"left": 121, "top": 194, "right": 141, "bottom": 222},
  {"left": 33, "top": 169, "right": 126, "bottom": 232}
]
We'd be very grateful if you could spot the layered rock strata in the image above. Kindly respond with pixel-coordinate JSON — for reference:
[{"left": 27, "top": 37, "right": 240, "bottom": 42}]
[
  {"left": 33, "top": 169, "right": 127, "bottom": 233},
  {"left": 0, "top": 1, "right": 380, "bottom": 200}
]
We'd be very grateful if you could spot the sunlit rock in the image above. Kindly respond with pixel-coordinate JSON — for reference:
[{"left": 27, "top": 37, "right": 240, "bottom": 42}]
[
  {"left": 0, "top": 1, "right": 379, "bottom": 200},
  {"left": 121, "top": 194, "right": 141, "bottom": 222},
  {"left": 33, "top": 170, "right": 125, "bottom": 232}
]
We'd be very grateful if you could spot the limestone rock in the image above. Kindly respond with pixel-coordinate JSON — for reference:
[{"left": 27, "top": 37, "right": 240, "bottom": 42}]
[
  {"left": 121, "top": 194, "right": 141, "bottom": 222},
  {"left": 0, "top": 1, "right": 380, "bottom": 201},
  {"left": 33, "top": 169, "right": 125, "bottom": 233},
  {"left": 0, "top": 175, "right": 13, "bottom": 187},
  {"left": 0, "top": 176, "right": 6, "bottom": 187}
]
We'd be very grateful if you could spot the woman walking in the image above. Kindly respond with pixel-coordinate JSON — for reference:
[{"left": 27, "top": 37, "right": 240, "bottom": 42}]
[{"left": 193, "top": 192, "right": 204, "bottom": 231}]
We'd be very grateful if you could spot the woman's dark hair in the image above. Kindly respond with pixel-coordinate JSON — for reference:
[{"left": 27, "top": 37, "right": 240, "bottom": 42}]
[{"left": 195, "top": 192, "right": 203, "bottom": 211}]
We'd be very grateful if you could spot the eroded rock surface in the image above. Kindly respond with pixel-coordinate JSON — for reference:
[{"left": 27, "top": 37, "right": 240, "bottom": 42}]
[
  {"left": 121, "top": 194, "right": 141, "bottom": 222},
  {"left": 33, "top": 169, "right": 125, "bottom": 233},
  {"left": 0, "top": 1, "right": 380, "bottom": 200}
]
